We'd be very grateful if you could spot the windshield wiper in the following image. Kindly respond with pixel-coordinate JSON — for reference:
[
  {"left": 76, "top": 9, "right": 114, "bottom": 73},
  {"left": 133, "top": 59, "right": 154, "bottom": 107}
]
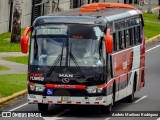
[
  {"left": 46, "top": 43, "right": 64, "bottom": 77},
  {"left": 69, "top": 43, "right": 85, "bottom": 78}
]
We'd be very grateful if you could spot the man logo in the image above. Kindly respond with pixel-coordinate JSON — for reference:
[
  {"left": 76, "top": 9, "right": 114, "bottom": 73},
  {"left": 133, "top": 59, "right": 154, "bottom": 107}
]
[
  {"left": 62, "top": 78, "right": 70, "bottom": 83},
  {"left": 59, "top": 74, "right": 73, "bottom": 78}
]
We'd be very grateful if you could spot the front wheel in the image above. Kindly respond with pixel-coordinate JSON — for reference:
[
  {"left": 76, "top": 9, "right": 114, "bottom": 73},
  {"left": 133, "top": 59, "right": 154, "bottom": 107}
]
[
  {"left": 38, "top": 103, "right": 49, "bottom": 111},
  {"left": 101, "top": 96, "right": 113, "bottom": 114}
]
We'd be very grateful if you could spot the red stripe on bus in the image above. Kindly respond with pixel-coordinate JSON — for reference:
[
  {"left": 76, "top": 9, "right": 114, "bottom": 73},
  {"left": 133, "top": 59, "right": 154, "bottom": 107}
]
[
  {"left": 33, "top": 100, "right": 38, "bottom": 102},
  {"left": 94, "top": 102, "right": 99, "bottom": 104},
  {"left": 67, "top": 101, "right": 72, "bottom": 104},
  {"left": 57, "top": 101, "right": 62, "bottom": 104},
  {"left": 76, "top": 102, "right": 81, "bottom": 104},
  {"left": 48, "top": 101, "right": 53, "bottom": 104},
  {"left": 45, "top": 84, "right": 86, "bottom": 89}
]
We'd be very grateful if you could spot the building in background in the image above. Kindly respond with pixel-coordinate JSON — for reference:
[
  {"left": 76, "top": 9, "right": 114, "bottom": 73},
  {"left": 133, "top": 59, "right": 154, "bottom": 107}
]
[
  {"left": 0, "top": 0, "right": 32, "bottom": 34},
  {"left": 0, "top": 0, "right": 138, "bottom": 34},
  {"left": 0, "top": 0, "right": 71, "bottom": 34}
]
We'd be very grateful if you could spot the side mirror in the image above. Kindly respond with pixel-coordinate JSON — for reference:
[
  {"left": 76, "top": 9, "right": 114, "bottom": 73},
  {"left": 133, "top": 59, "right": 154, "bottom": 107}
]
[
  {"left": 20, "top": 27, "right": 31, "bottom": 53},
  {"left": 104, "top": 29, "right": 113, "bottom": 53}
]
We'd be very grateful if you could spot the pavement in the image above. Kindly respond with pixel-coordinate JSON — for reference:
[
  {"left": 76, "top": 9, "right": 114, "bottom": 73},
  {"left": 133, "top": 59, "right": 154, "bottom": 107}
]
[
  {"left": 0, "top": 52, "right": 28, "bottom": 74},
  {"left": 133, "top": 0, "right": 160, "bottom": 12}
]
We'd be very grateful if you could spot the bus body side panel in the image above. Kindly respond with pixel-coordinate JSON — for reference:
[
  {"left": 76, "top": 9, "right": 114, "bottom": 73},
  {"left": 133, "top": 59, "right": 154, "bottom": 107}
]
[
  {"left": 131, "top": 45, "right": 141, "bottom": 70},
  {"left": 117, "top": 73, "right": 128, "bottom": 100},
  {"left": 110, "top": 45, "right": 143, "bottom": 101},
  {"left": 132, "top": 45, "right": 145, "bottom": 91},
  {"left": 137, "top": 66, "right": 145, "bottom": 91},
  {"left": 138, "top": 42, "right": 145, "bottom": 90},
  {"left": 126, "top": 69, "right": 140, "bottom": 96},
  {"left": 111, "top": 48, "right": 133, "bottom": 77},
  {"left": 114, "top": 77, "right": 120, "bottom": 101}
]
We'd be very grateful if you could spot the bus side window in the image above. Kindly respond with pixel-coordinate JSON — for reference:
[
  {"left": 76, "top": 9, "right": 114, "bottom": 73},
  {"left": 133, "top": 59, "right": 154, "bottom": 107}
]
[
  {"left": 134, "top": 27, "right": 139, "bottom": 45},
  {"left": 113, "top": 33, "right": 117, "bottom": 51},
  {"left": 119, "top": 31, "right": 125, "bottom": 49},
  {"left": 118, "top": 31, "right": 122, "bottom": 49},
  {"left": 122, "top": 30, "right": 126, "bottom": 48},
  {"left": 130, "top": 28, "right": 134, "bottom": 46},
  {"left": 138, "top": 26, "right": 142, "bottom": 43},
  {"left": 125, "top": 29, "right": 130, "bottom": 48},
  {"left": 116, "top": 32, "right": 119, "bottom": 51}
]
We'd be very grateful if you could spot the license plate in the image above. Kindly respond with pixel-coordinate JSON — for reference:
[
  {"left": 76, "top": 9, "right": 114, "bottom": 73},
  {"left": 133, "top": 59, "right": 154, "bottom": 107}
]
[{"left": 61, "top": 96, "right": 71, "bottom": 102}]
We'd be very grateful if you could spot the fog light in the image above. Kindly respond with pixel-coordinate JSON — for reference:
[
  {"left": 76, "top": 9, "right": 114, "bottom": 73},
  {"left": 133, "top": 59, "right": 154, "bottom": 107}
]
[
  {"left": 86, "top": 85, "right": 104, "bottom": 94},
  {"left": 86, "top": 86, "right": 97, "bottom": 93},
  {"left": 30, "top": 85, "right": 36, "bottom": 91}
]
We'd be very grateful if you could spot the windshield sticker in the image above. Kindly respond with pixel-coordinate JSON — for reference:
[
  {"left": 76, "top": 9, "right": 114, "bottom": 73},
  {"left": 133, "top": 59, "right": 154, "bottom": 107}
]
[
  {"left": 43, "top": 29, "right": 66, "bottom": 35},
  {"left": 29, "top": 73, "right": 44, "bottom": 81}
]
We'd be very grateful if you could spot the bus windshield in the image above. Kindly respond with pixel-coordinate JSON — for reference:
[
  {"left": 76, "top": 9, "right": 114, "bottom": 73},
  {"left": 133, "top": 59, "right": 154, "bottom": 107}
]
[{"left": 30, "top": 24, "right": 105, "bottom": 68}]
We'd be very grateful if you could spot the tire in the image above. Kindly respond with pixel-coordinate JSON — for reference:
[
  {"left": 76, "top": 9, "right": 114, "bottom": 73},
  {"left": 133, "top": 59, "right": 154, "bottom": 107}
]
[
  {"left": 101, "top": 94, "right": 114, "bottom": 114},
  {"left": 38, "top": 103, "right": 49, "bottom": 111},
  {"left": 101, "top": 99, "right": 113, "bottom": 114}
]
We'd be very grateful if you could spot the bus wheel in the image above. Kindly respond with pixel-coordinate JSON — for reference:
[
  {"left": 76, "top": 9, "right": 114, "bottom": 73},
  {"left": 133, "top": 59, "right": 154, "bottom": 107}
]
[
  {"left": 101, "top": 96, "right": 113, "bottom": 114},
  {"left": 38, "top": 103, "right": 49, "bottom": 111}
]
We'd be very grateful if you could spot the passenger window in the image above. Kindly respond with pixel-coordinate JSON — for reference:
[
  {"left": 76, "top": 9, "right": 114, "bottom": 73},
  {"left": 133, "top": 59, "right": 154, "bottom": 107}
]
[
  {"left": 130, "top": 28, "right": 134, "bottom": 46},
  {"left": 121, "top": 31, "right": 126, "bottom": 48},
  {"left": 125, "top": 29, "right": 130, "bottom": 48},
  {"left": 115, "top": 22, "right": 120, "bottom": 30},
  {"left": 137, "top": 26, "right": 142, "bottom": 43},
  {"left": 119, "top": 31, "right": 125, "bottom": 49},
  {"left": 113, "top": 33, "right": 117, "bottom": 51},
  {"left": 118, "top": 31, "right": 122, "bottom": 49},
  {"left": 134, "top": 27, "right": 137, "bottom": 44},
  {"left": 116, "top": 32, "right": 119, "bottom": 51}
]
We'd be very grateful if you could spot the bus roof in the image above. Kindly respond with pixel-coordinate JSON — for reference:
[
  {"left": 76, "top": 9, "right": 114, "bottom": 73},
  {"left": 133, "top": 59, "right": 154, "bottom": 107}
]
[{"left": 33, "top": 3, "right": 142, "bottom": 26}]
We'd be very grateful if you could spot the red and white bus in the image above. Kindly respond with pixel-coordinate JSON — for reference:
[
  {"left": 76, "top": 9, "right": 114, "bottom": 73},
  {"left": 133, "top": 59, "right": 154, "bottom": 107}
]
[{"left": 21, "top": 2, "right": 145, "bottom": 113}]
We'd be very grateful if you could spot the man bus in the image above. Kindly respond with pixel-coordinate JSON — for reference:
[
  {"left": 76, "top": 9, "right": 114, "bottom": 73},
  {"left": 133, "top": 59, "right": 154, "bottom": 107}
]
[{"left": 21, "top": 2, "right": 145, "bottom": 113}]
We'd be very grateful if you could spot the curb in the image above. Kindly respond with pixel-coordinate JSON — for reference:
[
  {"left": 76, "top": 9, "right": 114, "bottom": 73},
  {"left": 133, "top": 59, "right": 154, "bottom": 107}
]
[
  {"left": 144, "top": 7, "right": 160, "bottom": 13},
  {"left": 151, "top": 7, "right": 160, "bottom": 12},
  {"left": 0, "top": 89, "right": 27, "bottom": 105},
  {"left": 146, "top": 34, "right": 160, "bottom": 44}
]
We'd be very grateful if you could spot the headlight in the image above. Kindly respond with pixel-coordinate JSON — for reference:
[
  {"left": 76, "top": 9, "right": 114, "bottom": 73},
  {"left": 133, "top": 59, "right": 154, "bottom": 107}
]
[
  {"left": 86, "top": 86, "right": 97, "bottom": 93},
  {"left": 97, "top": 88, "right": 103, "bottom": 93},
  {"left": 86, "top": 86, "right": 104, "bottom": 94}
]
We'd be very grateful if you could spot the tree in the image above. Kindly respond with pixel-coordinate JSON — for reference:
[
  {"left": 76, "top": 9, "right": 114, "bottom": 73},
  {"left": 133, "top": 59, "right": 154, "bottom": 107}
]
[
  {"left": 147, "top": 0, "right": 152, "bottom": 13},
  {"left": 11, "top": 0, "right": 23, "bottom": 43}
]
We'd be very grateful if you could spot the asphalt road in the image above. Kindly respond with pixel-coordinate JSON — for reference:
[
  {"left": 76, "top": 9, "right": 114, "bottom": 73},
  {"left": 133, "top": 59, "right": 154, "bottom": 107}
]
[{"left": 0, "top": 43, "right": 160, "bottom": 120}]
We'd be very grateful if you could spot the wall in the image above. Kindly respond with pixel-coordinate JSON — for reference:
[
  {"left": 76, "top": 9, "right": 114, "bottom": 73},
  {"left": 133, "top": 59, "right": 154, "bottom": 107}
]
[
  {"left": 43, "top": 0, "right": 70, "bottom": 15},
  {"left": 0, "top": 0, "right": 10, "bottom": 34},
  {"left": 21, "top": 0, "right": 32, "bottom": 28},
  {"left": 0, "top": 0, "right": 32, "bottom": 34}
]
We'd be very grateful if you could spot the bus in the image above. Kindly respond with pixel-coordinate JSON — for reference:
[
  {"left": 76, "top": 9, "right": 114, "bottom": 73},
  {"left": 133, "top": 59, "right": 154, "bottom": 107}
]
[{"left": 20, "top": 2, "right": 145, "bottom": 113}]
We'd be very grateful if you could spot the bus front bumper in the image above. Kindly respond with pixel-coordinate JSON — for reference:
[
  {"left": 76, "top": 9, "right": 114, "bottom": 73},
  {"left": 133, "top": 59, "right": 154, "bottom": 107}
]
[{"left": 28, "top": 94, "right": 112, "bottom": 106}]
